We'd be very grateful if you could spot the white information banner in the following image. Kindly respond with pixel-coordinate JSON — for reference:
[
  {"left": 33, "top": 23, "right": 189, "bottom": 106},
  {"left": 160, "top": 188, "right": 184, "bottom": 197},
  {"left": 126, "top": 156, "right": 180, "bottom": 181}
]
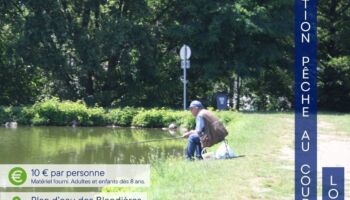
[
  {"left": 0, "top": 192, "right": 147, "bottom": 200},
  {"left": 0, "top": 165, "right": 150, "bottom": 187}
]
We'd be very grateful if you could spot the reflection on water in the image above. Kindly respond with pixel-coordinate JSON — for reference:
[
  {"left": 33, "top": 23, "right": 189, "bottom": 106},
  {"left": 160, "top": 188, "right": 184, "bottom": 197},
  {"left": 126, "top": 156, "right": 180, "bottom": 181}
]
[
  {"left": 0, "top": 126, "right": 185, "bottom": 164},
  {"left": 0, "top": 126, "right": 186, "bottom": 192}
]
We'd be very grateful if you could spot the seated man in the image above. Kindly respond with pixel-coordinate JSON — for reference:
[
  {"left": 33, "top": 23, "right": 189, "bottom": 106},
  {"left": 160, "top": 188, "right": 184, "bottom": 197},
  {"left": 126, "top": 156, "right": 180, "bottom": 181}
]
[{"left": 182, "top": 100, "right": 228, "bottom": 160}]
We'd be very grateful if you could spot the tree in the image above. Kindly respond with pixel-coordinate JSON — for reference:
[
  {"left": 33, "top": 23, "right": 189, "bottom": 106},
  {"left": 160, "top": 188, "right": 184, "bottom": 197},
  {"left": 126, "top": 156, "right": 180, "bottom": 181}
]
[
  {"left": 150, "top": 0, "right": 293, "bottom": 109},
  {"left": 1, "top": 0, "right": 347, "bottom": 111},
  {"left": 0, "top": 0, "right": 44, "bottom": 105},
  {"left": 318, "top": 0, "right": 350, "bottom": 111},
  {"left": 17, "top": 0, "right": 157, "bottom": 106}
]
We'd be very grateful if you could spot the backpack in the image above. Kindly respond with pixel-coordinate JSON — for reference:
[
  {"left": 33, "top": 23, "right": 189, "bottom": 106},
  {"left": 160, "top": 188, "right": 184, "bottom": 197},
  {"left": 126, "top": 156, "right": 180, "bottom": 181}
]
[{"left": 199, "top": 110, "right": 229, "bottom": 148}]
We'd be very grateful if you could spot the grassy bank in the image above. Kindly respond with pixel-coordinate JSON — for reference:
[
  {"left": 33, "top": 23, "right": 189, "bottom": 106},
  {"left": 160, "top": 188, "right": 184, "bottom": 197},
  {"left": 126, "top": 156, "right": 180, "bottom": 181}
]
[
  {"left": 0, "top": 98, "right": 237, "bottom": 128},
  {"left": 100, "top": 113, "right": 348, "bottom": 200},
  {"left": 318, "top": 113, "right": 350, "bottom": 136},
  {"left": 104, "top": 113, "right": 295, "bottom": 200}
]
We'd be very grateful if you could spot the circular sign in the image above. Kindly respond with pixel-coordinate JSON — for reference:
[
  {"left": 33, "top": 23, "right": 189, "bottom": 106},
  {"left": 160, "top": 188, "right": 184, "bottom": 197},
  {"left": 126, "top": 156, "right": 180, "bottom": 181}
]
[
  {"left": 8, "top": 167, "right": 27, "bottom": 186},
  {"left": 180, "top": 45, "right": 191, "bottom": 60}
]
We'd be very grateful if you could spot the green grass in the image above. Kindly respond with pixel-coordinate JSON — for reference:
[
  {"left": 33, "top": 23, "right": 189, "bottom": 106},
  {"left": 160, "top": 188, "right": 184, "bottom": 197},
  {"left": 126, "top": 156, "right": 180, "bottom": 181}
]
[
  {"left": 93, "top": 112, "right": 350, "bottom": 199},
  {"left": 318, "top": 113, "right": 350, "bottom": 136},
  {"left": 104, "top": 113, "right": 296, "bottom": 199},
  {"left": 318, "top": 113, "right": 350, "bottom": 198}
]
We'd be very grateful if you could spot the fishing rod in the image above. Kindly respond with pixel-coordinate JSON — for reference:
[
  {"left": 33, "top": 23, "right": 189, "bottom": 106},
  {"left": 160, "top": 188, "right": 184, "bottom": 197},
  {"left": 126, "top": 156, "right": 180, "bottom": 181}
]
[{"left": 125, "top": 136, "right": 185, "bottom": 145}]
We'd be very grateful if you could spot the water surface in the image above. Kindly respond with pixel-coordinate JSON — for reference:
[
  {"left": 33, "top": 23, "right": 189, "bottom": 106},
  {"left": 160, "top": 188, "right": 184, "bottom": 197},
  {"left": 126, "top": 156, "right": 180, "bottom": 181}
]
[
  {"left": 0, "top": 126, "right": 185, "bottom": 164},
  {"left": 0, "top": 126, "right": 185, "bottom": 192}
]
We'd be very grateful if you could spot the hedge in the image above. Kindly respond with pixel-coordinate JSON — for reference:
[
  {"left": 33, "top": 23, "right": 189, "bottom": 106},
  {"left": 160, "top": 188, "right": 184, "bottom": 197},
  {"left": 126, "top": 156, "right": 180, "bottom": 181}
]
[{"left": 0, "top": 98, "right": 237, "bottom": 128}]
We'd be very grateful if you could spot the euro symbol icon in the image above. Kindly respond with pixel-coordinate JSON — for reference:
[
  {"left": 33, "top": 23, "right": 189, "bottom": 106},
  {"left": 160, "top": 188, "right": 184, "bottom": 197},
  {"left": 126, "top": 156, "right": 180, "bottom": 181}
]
[
  {"left": 8, "top": 167, "right": 27, "bottom": 186},
  {"left": 42, "top": 169, "right": 48, "bottom": 176}
]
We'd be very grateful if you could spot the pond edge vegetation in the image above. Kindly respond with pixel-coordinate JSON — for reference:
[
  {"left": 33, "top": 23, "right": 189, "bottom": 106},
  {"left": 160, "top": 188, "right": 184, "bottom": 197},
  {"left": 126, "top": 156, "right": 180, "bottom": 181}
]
[{"left": 0, "top": 98, "right": 238, "bottom": 129}]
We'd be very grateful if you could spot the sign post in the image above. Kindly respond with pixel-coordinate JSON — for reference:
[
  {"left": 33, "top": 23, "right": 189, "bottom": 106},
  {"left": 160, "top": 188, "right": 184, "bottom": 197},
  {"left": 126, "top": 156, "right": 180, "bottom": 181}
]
[{"left": 180, "top": 44, "right": 191, "bottom": 110}]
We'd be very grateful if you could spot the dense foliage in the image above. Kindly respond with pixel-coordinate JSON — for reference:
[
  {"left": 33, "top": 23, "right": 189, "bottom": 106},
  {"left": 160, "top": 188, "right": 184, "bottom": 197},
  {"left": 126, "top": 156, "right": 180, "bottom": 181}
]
[
  {"left": 318, "top": 0, "right": 350, "bottom": 111},
  {"left": 0, "top": 98, "right": 238, "bottom": 127},
  {"left": 0, "top": 0, "right": 349, "bottom": 111}
]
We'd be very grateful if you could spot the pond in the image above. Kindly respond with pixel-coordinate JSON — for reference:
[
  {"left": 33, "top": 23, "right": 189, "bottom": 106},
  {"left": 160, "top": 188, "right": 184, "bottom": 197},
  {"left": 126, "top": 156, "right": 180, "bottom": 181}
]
[
  {"left": 0, "top": 126, "right": 186, "bottom": 192},
  {"left": 0, "top": 126, "right": 185, "bottom": 164}
]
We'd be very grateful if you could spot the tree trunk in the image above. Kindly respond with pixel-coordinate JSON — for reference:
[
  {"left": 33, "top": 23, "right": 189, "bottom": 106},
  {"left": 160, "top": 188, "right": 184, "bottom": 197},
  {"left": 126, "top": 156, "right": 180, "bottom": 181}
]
[
  {"left": 236, "top": 76, "right": 241, "bottom": 111},
  {"left": 229, "top": 77, "right": 235, "bottom": 109},
  {"left": 102, "top": 54, "right": 118, "bottom": 91},
  {"left": 86, "top": 71, "right": 94, "bottom": 96}
]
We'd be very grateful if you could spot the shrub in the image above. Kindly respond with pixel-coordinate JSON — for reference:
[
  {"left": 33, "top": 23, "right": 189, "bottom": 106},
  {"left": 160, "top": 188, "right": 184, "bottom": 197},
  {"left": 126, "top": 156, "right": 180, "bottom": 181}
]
[
  {"left": 173, "top": 111, "right": 195, "bottom": 129},
  {"left": 109, "top": 107, "right": 139, "bottom": 126},
  {"left": 0, "top": 106, "right": 34, "bottom": 125},
  {"left": 158, "top": 110, "right": 178, "bottom": 126},
  {"left": 132, "top": 109, "right": 165, "bottom": 128},
  {"left": 32, "top": 114, "right": 49, "bottom": 125},
  {"left": 131, "top": 109, "right": 195, "bottom": 128},
  {"left": 131, "top": 109, "right": 183, "bottom": 128},
  {"left": 0, "top": 98, "right": 239, "bottom": 128},
  {"left": 0, "top": 106, "right": 10, "bottom": 124},
  {"left": 84, "top": 107, "right": 109, "bottom": 126},
  {"left": 57, "top": 100, "right": 90, "bottom": 125},
  {"left": 33, "top": 97, "right": 108, "bottom": 126},
  {"left": 33, "top": 97, "right": 61, "bottom": 125},
  {"left": 13, "top": 107, "right": 35, "bottom": 125}
]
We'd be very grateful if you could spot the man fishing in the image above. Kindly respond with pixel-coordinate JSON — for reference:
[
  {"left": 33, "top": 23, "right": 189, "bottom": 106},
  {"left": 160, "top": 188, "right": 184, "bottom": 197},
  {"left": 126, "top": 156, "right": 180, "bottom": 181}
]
[{"left": 182, "top": 100, "right": 229, "bottom": 160}]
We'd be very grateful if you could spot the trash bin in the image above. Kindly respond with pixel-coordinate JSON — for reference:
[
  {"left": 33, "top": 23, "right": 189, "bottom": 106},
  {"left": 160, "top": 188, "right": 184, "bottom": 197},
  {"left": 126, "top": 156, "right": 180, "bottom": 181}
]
[{"left": 216, "top": 93, "right": 228, "bottom": 110}]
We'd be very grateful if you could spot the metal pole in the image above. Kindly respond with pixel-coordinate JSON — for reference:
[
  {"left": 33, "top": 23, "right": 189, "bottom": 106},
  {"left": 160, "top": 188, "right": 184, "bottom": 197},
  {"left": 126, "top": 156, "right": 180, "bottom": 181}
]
[
  {"left": 183, "top": 61, "right": 186, "bottom": 110},
  {"left": 183, "top": 47, "right": 187, "bottom": 110}
]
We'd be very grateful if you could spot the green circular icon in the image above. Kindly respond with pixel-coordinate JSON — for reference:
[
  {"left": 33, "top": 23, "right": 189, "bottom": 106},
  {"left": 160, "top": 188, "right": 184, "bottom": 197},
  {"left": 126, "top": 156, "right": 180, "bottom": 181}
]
[
  {"left": 12, "top": 196, "right": 21, "bottom": 200},
  {"left": 8, "top": 167, "right": 27, "bottom": 186}
]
